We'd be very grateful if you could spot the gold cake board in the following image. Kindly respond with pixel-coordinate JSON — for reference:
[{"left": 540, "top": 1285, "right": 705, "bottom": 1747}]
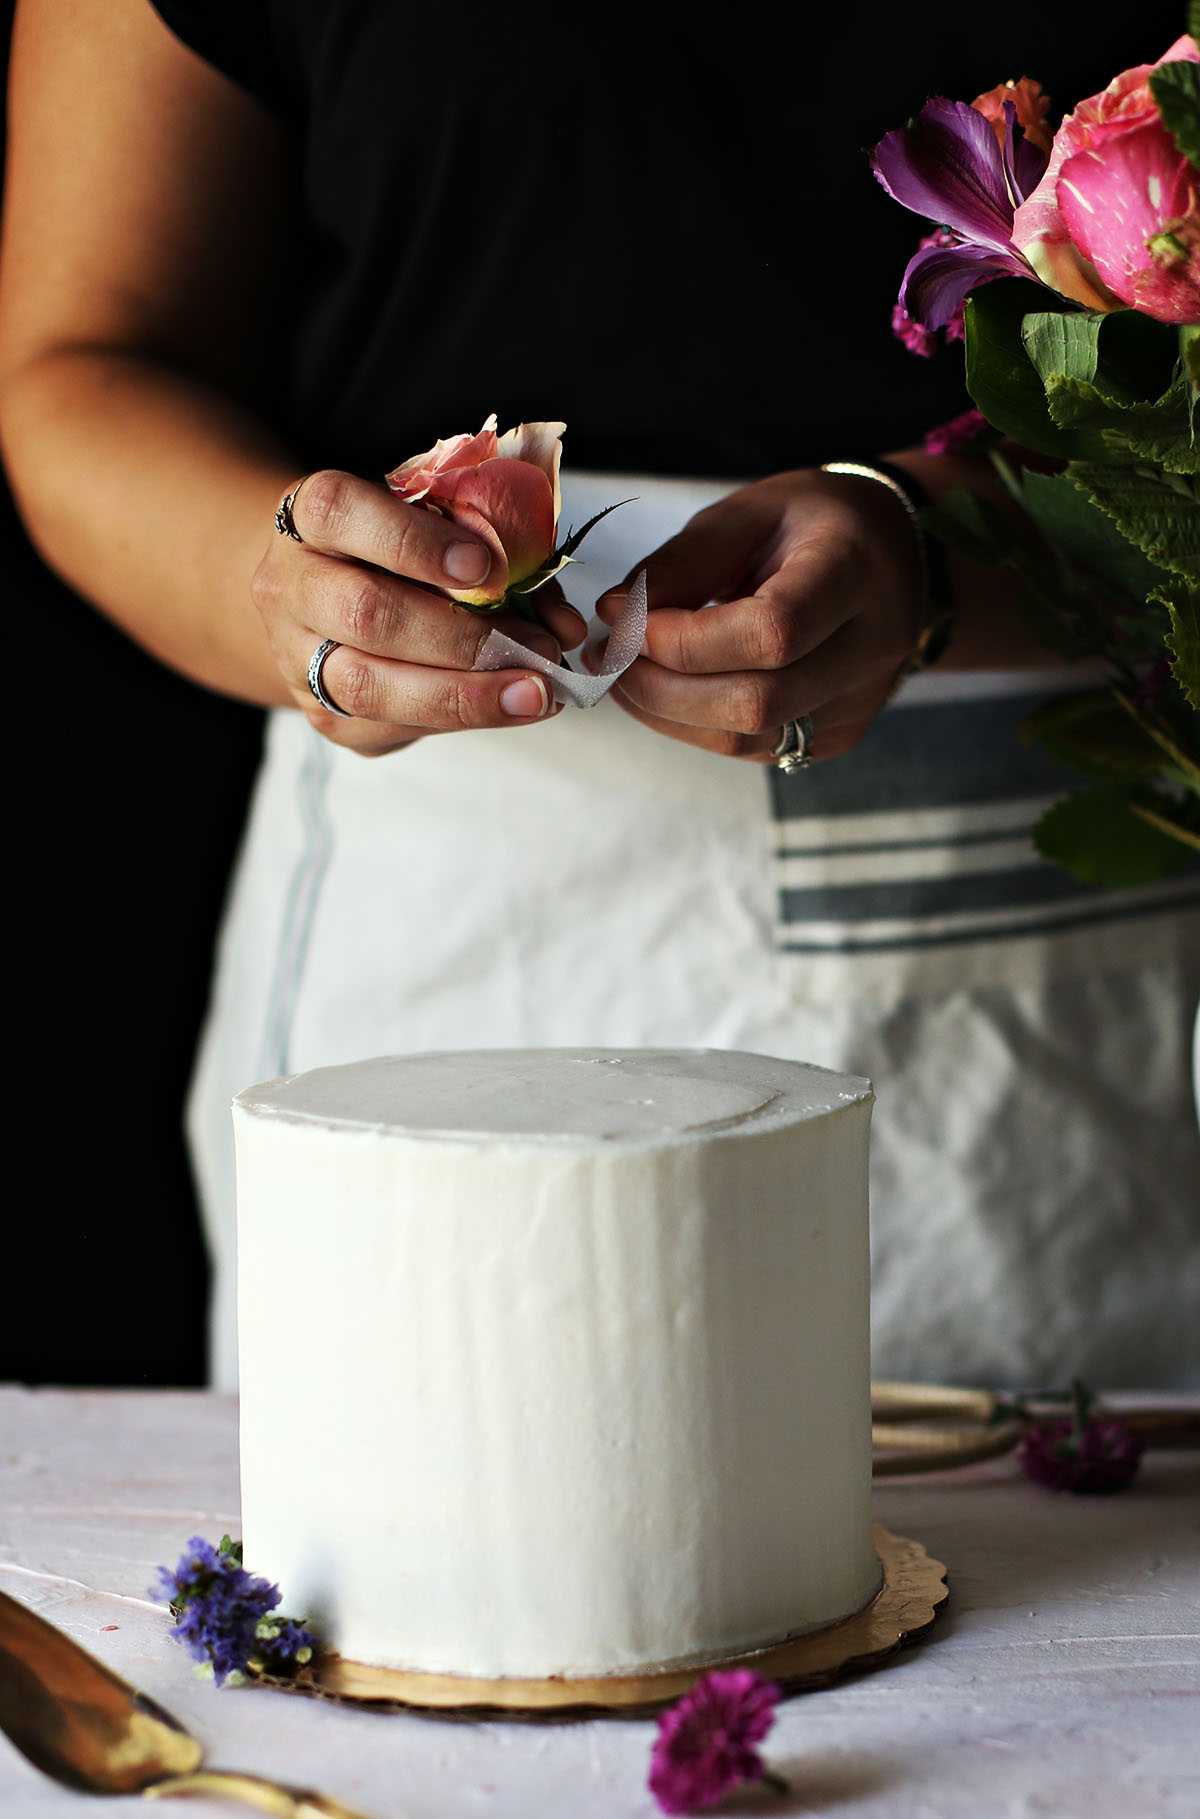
[{"left": 259, "top": 1525, "right": 946, "bottom": 1716}]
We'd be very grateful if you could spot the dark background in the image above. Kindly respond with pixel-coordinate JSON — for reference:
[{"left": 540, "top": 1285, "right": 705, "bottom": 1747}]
[{"left": 3, "top": 3, "right": 1184, "bottom": 1384}]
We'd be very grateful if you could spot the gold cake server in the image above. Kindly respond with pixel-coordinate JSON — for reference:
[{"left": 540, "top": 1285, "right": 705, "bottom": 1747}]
[{"left": 0, "top": 1588, "right": 378, "bottom": 1817}]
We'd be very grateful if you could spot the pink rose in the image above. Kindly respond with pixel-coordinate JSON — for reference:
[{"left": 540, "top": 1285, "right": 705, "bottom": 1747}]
[
  {"left": 1012, "top": 35, "right": 1200, "bottom": 323},
  {"left": 386, "top": 414, "right": 564, "bottom": 607}
]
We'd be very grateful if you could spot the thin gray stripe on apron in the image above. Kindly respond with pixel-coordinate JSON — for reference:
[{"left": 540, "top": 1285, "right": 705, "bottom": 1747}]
[
  {"left": 782, "top": 858, "right": 1107, "bottom": 924},
  {"left": 776, "top": 881, "right": 1200, "bottom": 953},
  {"left": 776, "top": 826, "right": 1046, "bottom": 858},
  {"left": 256, "top": 732, "right": 334, "bottom": 1082}
]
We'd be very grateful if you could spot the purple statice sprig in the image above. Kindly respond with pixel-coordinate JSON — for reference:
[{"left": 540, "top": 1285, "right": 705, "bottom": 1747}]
[
  {"left": 648, "top": 1669, "right": 787, "bottom": 1815},
  {"left": 153, "top": 1535, "right": 318, "bottom": 1686},
  {"left": 1014, "top": 1380, "right": 1144, "bottom": 1495}
]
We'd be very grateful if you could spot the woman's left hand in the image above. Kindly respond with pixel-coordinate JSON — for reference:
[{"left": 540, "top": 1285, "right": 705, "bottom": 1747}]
[{"left": 594, "top": 468, "right": 927, "bottom": 762}]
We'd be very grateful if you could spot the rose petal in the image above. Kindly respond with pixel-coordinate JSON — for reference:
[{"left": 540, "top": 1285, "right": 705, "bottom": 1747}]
[
  {"left": 1057, "top": 130, "right": 1200, "bottom": 321},
  {"left": 495, "top": 420, "right": 565, "bottom": 525},
  {"left": 1010, "top": 131, "right": 1123, "bottom": 311},
  {"left": 385, "top": 414, "right": 500, "bottom": 501},
  {"left": 431, "top": 459, "right": 557, "bottom": 602}
]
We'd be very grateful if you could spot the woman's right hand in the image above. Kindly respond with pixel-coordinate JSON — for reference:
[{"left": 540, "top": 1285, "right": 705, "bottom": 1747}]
[{"left": 251, "top": 469, "right": 586, "bottom": 755}]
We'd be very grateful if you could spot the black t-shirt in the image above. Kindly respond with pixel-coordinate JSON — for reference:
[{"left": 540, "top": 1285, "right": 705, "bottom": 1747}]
[{"left": 150, "top": 2, "right": 1180, "bottom": 479}]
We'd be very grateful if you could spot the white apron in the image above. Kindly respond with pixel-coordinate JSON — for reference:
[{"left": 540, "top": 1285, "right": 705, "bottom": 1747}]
[{"left": 190, "top": 475, "right": 1200, "bottom": 1390}]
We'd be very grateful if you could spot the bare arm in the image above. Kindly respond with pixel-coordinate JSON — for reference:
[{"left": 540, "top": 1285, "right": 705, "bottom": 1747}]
[{"left": 0, "top": 0, "right": 578, "bottom": 738}]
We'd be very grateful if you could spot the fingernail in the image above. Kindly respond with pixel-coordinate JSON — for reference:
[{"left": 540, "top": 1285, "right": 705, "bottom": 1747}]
[
  {"left": 500, "top": 676, "right": 550, "bottom": 718},
  {"left": 445, "top": 541, "right": 491, "bottom": 584},
  {"left": 525, "top": 632, "right": 562, "bottom": 663}
]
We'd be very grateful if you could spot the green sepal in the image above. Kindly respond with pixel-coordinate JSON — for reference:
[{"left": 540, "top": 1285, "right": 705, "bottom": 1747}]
[
  {"left": 1150, "top": 56, "right": 1200, "bottom": 172},
  {"left": 508, "top": 498, "right": 634, "bottom": 596},
  {"left": 1032, "top": 784, "right": 1198, "bottom": 884}
]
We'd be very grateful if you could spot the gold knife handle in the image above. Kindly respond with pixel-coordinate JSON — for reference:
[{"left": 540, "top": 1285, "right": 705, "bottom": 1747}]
[{"left": 146, "top": 1769, "right": 385, "bottom": 1819}]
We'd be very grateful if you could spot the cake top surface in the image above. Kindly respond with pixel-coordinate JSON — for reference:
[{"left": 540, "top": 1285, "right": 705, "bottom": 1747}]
[{"left": 234, "top": 1048, "right": 872, "bottom": 1145}]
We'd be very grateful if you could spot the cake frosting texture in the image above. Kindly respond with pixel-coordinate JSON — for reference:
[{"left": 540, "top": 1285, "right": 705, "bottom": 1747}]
[{"left": 234, "top": 1048, "right": 878, "bottom": 1678}]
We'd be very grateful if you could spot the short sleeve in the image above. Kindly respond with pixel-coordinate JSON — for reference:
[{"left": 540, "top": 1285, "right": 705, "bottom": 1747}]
[{"left": 147, "top": 1, "right": 291, "bottom": 116}]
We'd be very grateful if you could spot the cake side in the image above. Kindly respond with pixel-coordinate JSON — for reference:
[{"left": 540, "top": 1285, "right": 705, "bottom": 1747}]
[{"left": 235, "top": 1049, "right": 877, "bottom": 1678}]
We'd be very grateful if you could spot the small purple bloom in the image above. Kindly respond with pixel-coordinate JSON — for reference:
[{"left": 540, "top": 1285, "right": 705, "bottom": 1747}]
[
  {"left": 153, "top": 1535, "right": 314, "bottom": 1686},
  {"left": 923, "top": 407, "right": 990, "bottom": 456},
  {"left": 872, "top": 97, "right": 1049, "bottom": 328},
  {"left": 892, "top": 299, "right": 937, "bottom": 357},
  {"left": 649, "top": 1669, "right": 782, "bottom": 1815},
  {"left": 1018, "top": 1412, "right": 1144, "bottom": 1494}
]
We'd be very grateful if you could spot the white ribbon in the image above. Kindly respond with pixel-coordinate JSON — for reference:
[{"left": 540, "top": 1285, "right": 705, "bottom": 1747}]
[{"left": 473, "top": 569, "right": 649, "bottom": 709}]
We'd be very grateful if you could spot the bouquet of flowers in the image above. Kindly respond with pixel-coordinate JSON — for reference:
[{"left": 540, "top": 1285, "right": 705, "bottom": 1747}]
[{"left": 874, "top": 21, "right": 1200, "bottom": 886}]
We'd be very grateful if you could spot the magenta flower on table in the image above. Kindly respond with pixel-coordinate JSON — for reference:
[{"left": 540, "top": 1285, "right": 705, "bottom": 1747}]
[
  {"left": 1012, "top": 35, "right": 1200, "bottom": 324},
  {"left": 1018, "top": 1416, "right": 1144, "bottom": 1493},
  {"left": 648, "top": 1669, "right": 784, "bottom": 1814}
]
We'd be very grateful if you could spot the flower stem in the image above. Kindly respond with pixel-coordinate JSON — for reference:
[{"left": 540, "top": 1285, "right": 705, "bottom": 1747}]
[{"left": 759, "top": 1769, "right": 791, "bottom": 1798}]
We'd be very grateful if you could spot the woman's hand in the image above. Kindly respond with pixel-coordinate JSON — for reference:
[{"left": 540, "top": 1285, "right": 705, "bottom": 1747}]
[
  {"left": 252, "top": 470, "right": 586, "bottom": 755},
  {"left": 594, "top": 469, "right": 926, "bottom": 764}
]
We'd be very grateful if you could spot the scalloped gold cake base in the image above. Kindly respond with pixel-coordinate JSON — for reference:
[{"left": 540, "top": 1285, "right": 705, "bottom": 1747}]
[{"left": 256, "top": 1525, "right": 946, "bottom": 1716}]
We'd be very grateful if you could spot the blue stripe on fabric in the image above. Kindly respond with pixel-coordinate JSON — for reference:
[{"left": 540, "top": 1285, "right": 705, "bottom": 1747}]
[
  {"left": 256, "top": 731, "right": 333, "bottom": 1082},
  {"left": 767, "top": 694, "right": 1089, "bottom": 819},
  {"left": 780, "top": 858, "right": 1099, "bottom": 925},
  {"left": 777, "top": 883, "right": 1200, "bottom": 954}
]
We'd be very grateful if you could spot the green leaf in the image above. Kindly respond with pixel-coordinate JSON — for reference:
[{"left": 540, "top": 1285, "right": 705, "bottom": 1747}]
[
  {"left": 1044, "top": 376, "right": 1200, "bottom": 472},
  {"left": 1183, "top": 324, "right": 1200, "bottom": 392},
  {"left": 1021, "top": 690, "right": 1167, "bottom": 778},
  {"left": 1070, "top": 464, "right": 1200, "bottom": 583},
  {"left": 1021, "top": 470, "right": 1167, "bottom": 602},
  {"left": 1191, "top": 2, "right": 1200, "bottom": 46},
  {"left": 1022, "top": 311, "right": 1104, "bottom": 388},
  {"left": 964, "top": 280, "right": 1116, "bottom": 462},
  {"left": 1151, "top": 572, "right": 1200, "bottom": 709},
  {"left": 1150, "top": 57, "right": 1200, "bottom": 171},
  {"left": 1032, "top": 785, "right": 1196, "bottom": 884}
]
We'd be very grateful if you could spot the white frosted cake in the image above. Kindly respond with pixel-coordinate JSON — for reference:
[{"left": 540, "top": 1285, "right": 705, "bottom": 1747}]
[{"left": 233, "top": 1048, "right": 879, "bottom": 1679}]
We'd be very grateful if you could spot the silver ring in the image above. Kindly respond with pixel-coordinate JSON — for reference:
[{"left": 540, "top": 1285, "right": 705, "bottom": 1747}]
[
  {"left": 275, "top": 477, "right": 309, "bottom": 542},
  {"left": 771, "top": 714, "right": 813, "bottom": 772},
  {"left": 306, "top": 639, "right": 352, "bottom": 716}
]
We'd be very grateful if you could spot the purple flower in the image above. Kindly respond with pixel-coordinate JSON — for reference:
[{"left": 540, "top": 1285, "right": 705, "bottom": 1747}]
[
  {"left": 872, "top": 97, "right": 1049, "bottom": 328},
  {"left": 1018, "top": 1416, "right": 1144, "bottom": 1493},
  {"left": 153, "top": 1535, "right": 314, "bottom": 1686},
  {"left": 1017, "top": 1384, "right": 1144, "bottom": 1494},
  {"left": 648, "top": 1669, "right": 783, "bottom": 1815},
  {"left": 891, "top": 233, "right": 966, "bottom": 354},
  {"left": 923, "top": 407, "right": 990, "bottom": 456}
]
